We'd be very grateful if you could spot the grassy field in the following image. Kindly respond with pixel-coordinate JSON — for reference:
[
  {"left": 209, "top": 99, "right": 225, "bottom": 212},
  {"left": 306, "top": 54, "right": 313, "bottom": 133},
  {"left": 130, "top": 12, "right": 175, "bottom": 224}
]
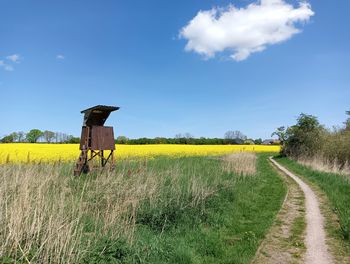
[
  {"left": 0, "top": 143, "right": 280, "bottom": 164},
  {"left": 0, "top": 153, "right": 285, "bottom": 263},
  {"left": 275, "top": 156, "right": 350, "bottom": 244}
]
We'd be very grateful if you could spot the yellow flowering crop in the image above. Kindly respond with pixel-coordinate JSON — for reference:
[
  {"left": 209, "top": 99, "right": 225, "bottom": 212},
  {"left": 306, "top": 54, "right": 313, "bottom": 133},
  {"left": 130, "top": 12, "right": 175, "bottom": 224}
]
[{"left": 0, "top": 143, "right": 280, "bottom": 164}]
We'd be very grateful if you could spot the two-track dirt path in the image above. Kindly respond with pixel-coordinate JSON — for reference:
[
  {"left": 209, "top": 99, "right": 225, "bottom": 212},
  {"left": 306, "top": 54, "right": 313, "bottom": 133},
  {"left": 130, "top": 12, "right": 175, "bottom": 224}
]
[
  {"left": 252, "top": 160, "right": 306, "bottom": 264},
  {"left": 267, "top": 157, "right": 333, "bottom": 264}
]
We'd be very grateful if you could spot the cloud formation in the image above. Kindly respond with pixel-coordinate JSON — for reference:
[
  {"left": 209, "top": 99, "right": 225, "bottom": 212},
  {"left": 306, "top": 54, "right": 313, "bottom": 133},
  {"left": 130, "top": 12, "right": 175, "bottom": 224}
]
[
  {"left": 6, "top": 54, "right": 20, "bottom": 63},
  {"left": 56, "top": 54, "right": 65, "bottom": 60},
  {"left": 0, "top": 60, "right": 14, "bottom": 71},
  {"left": 0, "top": 54, "right": 21, "bottom": 71},
  {"left": 180, "top": 0, "right": 314, "bottom": 61}
]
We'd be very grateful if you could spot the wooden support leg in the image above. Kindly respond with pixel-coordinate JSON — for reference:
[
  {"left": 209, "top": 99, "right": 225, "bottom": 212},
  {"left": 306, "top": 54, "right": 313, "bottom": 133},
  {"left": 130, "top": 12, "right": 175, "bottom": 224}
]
[
  {"left": 101, "top": 150, "right": 104, "bottom": 167},
  {"left": 111, "top": 150, "right": 115, "bottom": 171},
  {"left": 88, "top": 150, "right": 93, "bottom": 172}
]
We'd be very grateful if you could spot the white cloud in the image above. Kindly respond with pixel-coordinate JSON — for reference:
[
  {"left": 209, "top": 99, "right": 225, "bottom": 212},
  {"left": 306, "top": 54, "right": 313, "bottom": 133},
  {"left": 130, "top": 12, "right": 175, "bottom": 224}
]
[
  {"left": 180, "top": 0, "right": 314, "bottom": 61},
  {"left": 0, "top": 54, "right": 20, "bottom": 71},
  {"left": 6, "top": 54, "right": 20, "bottom": 63},
  {"left": 0, "top": 60, "right": 14, "bottom": 71},
  {"left": 56, "top": 54, "right": 65, "bottom": 60}
]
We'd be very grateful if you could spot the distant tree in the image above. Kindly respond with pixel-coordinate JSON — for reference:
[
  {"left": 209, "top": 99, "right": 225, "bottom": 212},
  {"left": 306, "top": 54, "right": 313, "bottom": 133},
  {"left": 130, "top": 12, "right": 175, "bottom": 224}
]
[
  {"left": 173, "top": 133, "right": 195, "bottom": 144},
  {"left": 17, "top": 131, "right": 25, "bottom": 142},
  {"left": 184, "top": 133, "right": 193, "bottom": 139},
  {"left": 9, "top": 132, "right": 18, "bottom": 142},
  {"left": 284, "top": 113, "right": 324, "bottom": 158},
  {"left": 54, "top": 132, "right": 59, "bottom": 143},
  {"left": 224, "top": 131, "right": 234, "bottom": 141},
  {"left": 154, "top": 137, "right": 167, "bottom": 144},
  {"left": 1, "top": 134, "right": 15, "bottom": 143},
  {"left": 224, "top": 130, "right": 247, "bottom": 144},
  {"left": 244, "top": 139, "right": 255, "bottom": 145},
  {"left": 116, "top": 136, "right": 129, "bottom": 144},
  {"left": 254, "top": 138, "right": 262, "bottom": 145},
  {"left": 271, "top": 126, "right": 287, "bottom": 145},
  {"left": 198, "top": 137, "right": 206, "bottom": 145},
  {"left": 61, "top": 133, "right": 69, "bottom": 143},
  {"left": 67, "top": 136, "right": 80, "bottom": 144},
  {"left": 26, "top": 129, "right": 43, "bottom": 143},
  {"left": 175, "top": 133, "right": 182, "bottom": 139},
  {"left": 184, "top": 133, "right": 194, "bottom": 144},
  {"left": 43, "top": 130, "right": 55, "bottom": 143},
  {"left": 225, "top": 130, "right": 247, "bottom": 140},
  {"left": 52, "top": 132, "right": 69, "bottom": 143},
  {"left": 345, "top": 110, "right": 350, "bottom": 130}
]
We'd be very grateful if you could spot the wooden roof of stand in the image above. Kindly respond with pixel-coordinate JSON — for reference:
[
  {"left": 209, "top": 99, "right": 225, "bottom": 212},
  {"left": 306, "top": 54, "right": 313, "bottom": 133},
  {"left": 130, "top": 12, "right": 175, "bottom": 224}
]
[{"left": 81, "top": 105, "right": 119, "bottom": 126}]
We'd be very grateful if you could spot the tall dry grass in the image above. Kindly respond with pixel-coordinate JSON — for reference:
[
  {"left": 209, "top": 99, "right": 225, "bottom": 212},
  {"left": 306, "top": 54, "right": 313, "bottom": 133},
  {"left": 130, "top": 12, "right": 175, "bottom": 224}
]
[
  {"left": 297, "top": 156, "right": 350, "bottom": 178},
  {"left": 0, "top": 164, "right": 88, "bottom": 263},
  {"left": 222, "top": 153, "right": 257, "bottom": 176},
  {"left": 0, "top": 154, "right": 257, "bottom": 263}
]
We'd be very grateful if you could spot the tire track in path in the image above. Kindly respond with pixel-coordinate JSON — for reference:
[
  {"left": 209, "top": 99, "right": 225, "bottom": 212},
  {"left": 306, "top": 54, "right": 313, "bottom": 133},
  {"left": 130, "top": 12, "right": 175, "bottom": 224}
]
[
  {"left": 270, "top": 157, "right": 333, "bottom": 264},
  {"left": 252, "top": 161, "right": 305, "bottom": 264}
]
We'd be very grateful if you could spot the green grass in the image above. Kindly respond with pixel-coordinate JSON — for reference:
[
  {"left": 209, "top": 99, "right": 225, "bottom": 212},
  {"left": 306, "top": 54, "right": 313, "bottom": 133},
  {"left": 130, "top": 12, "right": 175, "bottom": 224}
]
[
  {"left": 83, "top": 154, "right": 286, "bottom": 264},
  {"left": 275, "top": 156, "right": 350, "bottom": 243},
  {"left": 0, "top": 154, "right": 286, "bottom": 263},
  {"left": 290, "top": 216, "right": 306, "bottom": 250}
]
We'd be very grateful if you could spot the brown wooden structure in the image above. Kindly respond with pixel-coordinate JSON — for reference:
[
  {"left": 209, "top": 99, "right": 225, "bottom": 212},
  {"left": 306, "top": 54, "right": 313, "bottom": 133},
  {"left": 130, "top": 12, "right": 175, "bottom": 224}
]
[{"left": 74, "top": 105, "right": 119, "bottom": 176}]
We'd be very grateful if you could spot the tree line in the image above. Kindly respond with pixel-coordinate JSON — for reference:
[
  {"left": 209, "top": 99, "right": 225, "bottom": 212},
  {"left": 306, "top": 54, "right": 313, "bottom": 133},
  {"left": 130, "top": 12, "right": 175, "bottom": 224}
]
[
  {"left": 272, "top": 110, "right": 350, "bottom": 168},
  {"left": 115, "top": 131, "right": 265, "bottom": 145},
  {"left": 0, "top": 129, "right": 80, "bottom": 143},
  {"left": 1, "top": 130, "right": 269, "bottom": 145}
]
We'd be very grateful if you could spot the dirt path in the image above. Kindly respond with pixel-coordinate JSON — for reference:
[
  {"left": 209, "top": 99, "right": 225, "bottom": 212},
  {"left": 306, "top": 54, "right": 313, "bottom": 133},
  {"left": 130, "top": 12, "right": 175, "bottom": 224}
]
[
  {"left": 269, "top": 157, "right": 333, "bottom": 264},
  {"left": 252, "top": 163, "right": 306, "bottom": 264}
]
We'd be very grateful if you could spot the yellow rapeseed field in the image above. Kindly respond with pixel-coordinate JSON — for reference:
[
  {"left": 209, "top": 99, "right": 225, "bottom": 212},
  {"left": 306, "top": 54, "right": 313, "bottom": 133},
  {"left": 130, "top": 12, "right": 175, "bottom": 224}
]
[{"left": 0, "top": 143, "right": 280, "bottom": 164}]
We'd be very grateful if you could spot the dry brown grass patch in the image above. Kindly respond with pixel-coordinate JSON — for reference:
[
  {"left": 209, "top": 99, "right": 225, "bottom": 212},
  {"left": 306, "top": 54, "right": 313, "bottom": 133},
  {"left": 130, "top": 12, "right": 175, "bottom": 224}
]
[
  {"left": 297, "top": 156, "right": 350, "bottom": 178},
  {"left": 0, "top": 158, "right": 224, "bottom": 263},
  {"left": 222, "top": 152, "right": 257, "bottom": 176}
]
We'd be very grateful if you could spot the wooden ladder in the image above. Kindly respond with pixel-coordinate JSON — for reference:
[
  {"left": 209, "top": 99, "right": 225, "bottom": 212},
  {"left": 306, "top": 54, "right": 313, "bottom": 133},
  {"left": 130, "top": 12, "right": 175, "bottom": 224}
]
[
  {"left": 74, "top": 127, "right": 90, "bottom": 176},
  {"left": 74, "top": 149, "right": 88, "bottom": 176}
]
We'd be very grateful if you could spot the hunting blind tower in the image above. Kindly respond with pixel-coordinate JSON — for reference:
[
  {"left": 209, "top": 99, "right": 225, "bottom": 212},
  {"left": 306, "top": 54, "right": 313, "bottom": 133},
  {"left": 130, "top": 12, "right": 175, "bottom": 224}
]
[{"left": 74, "top": 105, "right": 119, "bottom": 176}]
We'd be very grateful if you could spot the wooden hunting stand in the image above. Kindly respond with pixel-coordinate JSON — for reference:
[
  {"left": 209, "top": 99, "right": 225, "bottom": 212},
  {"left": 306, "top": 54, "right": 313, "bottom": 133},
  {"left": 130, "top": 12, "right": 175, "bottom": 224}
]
[{"left": 74, "top": 105, "right": 119, "bottom": 176}]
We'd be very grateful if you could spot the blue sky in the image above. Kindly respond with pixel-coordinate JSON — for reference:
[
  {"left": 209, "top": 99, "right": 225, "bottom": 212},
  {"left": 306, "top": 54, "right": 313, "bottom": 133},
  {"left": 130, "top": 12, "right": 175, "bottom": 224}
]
[{"left": 1, "top": 0, "right": 349, "bottom": 139}]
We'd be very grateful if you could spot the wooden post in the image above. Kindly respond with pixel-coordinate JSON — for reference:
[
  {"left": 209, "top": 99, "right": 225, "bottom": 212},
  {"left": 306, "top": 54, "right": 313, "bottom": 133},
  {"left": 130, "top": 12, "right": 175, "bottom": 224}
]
[
  {"left": 111, "top": 150, "right": 115, "bottom": 170},
  {"left": 101, "top": 150, "right": 104, "bottom": 167}
]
